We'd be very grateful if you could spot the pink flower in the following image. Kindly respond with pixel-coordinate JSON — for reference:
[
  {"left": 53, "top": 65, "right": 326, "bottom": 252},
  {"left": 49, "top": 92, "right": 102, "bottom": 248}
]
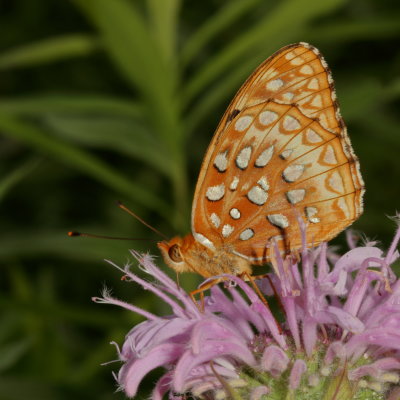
[{"left": 95, "top": 223, "right": 400, "bottom": 399}]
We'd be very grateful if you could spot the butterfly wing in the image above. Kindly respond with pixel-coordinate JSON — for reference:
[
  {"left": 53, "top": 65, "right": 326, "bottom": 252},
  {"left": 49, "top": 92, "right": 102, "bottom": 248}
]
[{"left": 191, "top": 43, "right": 364, "bottom": 261}]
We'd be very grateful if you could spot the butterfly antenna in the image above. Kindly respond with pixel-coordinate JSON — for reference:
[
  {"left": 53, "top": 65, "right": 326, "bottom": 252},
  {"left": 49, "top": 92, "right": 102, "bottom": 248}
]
[
  {"left": 68, "top": 231, "right": 157, "bottom": 241},
  {"left": 116, "top": 201, "right": 168, "bottom": 240}
]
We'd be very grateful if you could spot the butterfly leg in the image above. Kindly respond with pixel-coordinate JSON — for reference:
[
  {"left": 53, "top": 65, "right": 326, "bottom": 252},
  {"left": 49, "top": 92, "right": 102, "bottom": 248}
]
[
  {"left": 252, "top": 273, "right": 286, "bottom": 314},
  {"left": 189, "top": 277, "right": 225, "bottom": 312},
  {"left": 175, "top": 271, "right": 181, "bottom": 289},
  {"left": 240, "top": 272, "right": 282, "bottom": 334},
  {"left": 190, "top": 275, "right": 248, "bottom": 312},
  {"left": 239, "top": 272, "right": 270, "bottom": 309}
]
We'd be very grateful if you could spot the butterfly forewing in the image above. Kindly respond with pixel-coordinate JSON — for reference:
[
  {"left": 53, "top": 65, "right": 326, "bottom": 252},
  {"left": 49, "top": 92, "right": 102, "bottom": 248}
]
[{"left": 191, "top": 43, "right": 364, "bottom": 262}]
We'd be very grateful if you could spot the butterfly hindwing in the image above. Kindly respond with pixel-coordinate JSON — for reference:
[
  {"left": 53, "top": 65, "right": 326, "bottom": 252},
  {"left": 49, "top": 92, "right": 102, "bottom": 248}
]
[{"left": 191, "top": 43, "right": 364, "bottom": 261}]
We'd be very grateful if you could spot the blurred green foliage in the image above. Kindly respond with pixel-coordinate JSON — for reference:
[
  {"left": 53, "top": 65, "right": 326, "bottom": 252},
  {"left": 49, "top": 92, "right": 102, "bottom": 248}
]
[{"left": 0, "top": 0, "right": 399, "bottom": 398}]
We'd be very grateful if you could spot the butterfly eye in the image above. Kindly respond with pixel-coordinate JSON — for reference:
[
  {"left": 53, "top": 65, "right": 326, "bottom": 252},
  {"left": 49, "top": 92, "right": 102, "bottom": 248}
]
[{"left": 168, "top": 244, "right": 183, "bottom": 263}]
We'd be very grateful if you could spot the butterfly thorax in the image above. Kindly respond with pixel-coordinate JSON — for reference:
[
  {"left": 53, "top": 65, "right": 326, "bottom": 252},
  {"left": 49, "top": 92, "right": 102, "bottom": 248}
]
[{"left": 158, "top": 233, "right": 252, "bottom": 278}]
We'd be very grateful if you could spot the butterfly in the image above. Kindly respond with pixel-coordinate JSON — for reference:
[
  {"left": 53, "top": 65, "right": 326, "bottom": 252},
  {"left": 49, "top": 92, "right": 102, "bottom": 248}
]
[{"left": 158, "top": 42, "right": 364, "bottom": 281}]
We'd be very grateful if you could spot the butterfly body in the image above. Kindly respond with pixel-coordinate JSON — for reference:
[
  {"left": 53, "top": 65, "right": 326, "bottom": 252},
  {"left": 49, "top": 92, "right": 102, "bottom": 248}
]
[
  {"left": 159, "top": 43, "right": 364, "bottom": 278},
  {"left": 158, "top": 234, "right": 252, "bottom": 278}
]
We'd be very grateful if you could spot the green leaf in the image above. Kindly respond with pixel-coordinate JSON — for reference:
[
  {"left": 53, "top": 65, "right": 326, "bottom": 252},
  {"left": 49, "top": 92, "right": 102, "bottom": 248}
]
[
  {"left": 181, "top": 0, "right": 263, "bottom": 67},
  {"left": 0, "top": 95, "right": 143, "bottom": 118},
  {"left": 72, "top": 0, "right": 188, "bottom": 218},
  {"left": 72, "top": 0, "right": 180, "bottom": 143},
  {"left": 73, "top": 0, "right": 165, "bottom": 92},
  {"left": 0, "top": 158, "right": 40, "bottom": 202},
  {"left": 146, "top": 0, "right": 181, "bottom": 66},
  {"left": 44, "top": 114, "right": 172, "bottom": 176},
  {"left": 183, "top": 0, "right": 346, "bottom": 106},
  {"left": 0, "top": 34, "right": 99, "bottom": 69},
  {"left": 0, "top": 115, "right": 169, "bottom": 214}
]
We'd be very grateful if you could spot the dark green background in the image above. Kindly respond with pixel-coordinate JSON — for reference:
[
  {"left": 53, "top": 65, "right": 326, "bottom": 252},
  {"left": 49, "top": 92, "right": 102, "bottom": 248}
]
[{"left": 1, "top": 0, "right": 399, "bottom": 399}]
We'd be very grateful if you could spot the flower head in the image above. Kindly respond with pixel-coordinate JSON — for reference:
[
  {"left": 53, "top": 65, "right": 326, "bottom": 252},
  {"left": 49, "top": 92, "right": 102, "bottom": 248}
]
[{"left": 95, "top": 223, "right": 400, "bottom": 399}]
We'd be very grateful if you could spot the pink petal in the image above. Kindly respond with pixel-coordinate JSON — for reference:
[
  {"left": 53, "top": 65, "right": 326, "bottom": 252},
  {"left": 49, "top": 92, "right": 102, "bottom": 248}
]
[{"left": 119, "top": 343, "right": 183, "bottom": 397}]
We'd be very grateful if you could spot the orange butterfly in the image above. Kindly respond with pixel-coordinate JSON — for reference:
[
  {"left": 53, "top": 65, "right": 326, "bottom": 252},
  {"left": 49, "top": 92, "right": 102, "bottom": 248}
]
[{"left": 158, "top": 43, "right": 364, "bottom": 281}]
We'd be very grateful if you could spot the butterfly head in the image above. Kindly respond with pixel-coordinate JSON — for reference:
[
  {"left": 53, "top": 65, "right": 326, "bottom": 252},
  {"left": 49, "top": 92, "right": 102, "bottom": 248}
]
[{"left": 157, "top": 235, "right": 193, "bottom": 274}]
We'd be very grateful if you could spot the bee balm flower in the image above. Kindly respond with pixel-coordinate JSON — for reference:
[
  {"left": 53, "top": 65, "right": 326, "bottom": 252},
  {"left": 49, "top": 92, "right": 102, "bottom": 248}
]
[{"left": 95, "top": 224, "right": 400, "bottom": 399}]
